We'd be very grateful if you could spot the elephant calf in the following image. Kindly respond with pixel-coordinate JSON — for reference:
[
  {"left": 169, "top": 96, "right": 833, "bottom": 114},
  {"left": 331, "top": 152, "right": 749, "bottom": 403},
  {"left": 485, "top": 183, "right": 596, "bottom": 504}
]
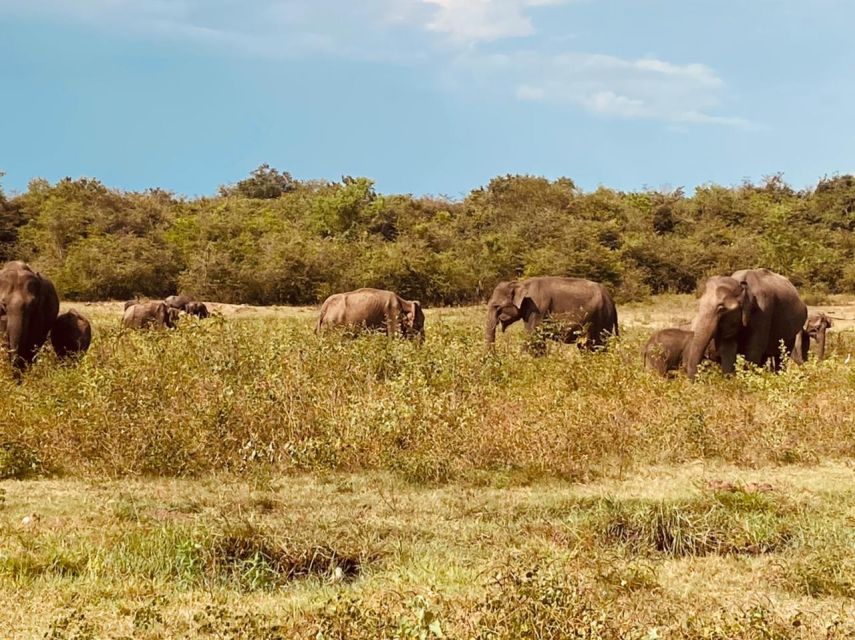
[
  {"left": 643, "top": 327, "right": 694, "bottom": 376},
  {"left": 317, "top": 288, "right": 425, "bottom": 340},
  {"left": 796, "top": 312, "right": 832, "bottom": 361},
  {"left": 123, "top": 301, "right": 176, "bottom": 330},
  {"left": 51, "top": 309, "right": 92, "bottom": 359}
]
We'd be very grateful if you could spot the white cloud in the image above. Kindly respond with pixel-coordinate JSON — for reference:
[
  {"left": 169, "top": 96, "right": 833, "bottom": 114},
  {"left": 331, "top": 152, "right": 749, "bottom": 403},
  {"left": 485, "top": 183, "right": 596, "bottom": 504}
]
[
  {"left": 450, "top": 50, "right": 750, "bottom": 127},
  {"left": 0, "top": 0, "right": 748, "bottom": 127},
  {"left": 421, "top": 0, "right": 567, "bottom": 44}
]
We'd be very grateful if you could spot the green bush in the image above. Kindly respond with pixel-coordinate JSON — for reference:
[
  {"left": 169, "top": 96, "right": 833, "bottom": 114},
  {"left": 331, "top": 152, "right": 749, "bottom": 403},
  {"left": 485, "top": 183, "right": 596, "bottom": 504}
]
[{"left": 6, "top": 170, "right": 855, "bottom": 304}]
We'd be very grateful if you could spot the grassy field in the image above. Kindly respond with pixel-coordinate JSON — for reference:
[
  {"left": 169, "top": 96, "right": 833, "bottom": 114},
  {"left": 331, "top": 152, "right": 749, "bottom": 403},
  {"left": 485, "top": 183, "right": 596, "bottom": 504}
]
[{"left": 2, "top": 296, "right": 855, "bottom": 638}]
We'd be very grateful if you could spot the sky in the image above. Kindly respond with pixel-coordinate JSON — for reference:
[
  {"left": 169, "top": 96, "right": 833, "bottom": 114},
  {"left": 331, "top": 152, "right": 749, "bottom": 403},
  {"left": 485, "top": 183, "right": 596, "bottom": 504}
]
[{"left": 1, "top": 0, "right": 853, "bottom": 198}]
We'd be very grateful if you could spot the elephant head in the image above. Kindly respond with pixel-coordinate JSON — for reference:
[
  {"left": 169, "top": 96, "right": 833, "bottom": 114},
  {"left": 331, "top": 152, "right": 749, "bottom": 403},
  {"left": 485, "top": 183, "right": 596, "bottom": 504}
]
[
  {"left": 402, "top": 300, "right": 425, "bottom": 341},
  {"left": 485, "top": 281, "right": 528, "bottom": 345},
  {"left": 0, "top": 265, "right": 43, "bottom": 368},
  {"left": 186, "top": 301, "right": 210, "bottom": 319},
  {"left": 804, "top": 312, "right": 832, "bottom": 360},
  {"left": 165, "top": 306, "right": 180, "bottom": 328},
  {"left": 686, "top": 276, "right": 754, "bottom": 379}
]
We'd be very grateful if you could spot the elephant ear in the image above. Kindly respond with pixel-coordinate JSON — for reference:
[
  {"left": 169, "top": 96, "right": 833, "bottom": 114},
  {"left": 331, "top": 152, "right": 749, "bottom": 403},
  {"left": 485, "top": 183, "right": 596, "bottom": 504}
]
[
  {"left": 511, "top": 282, "right": 530, "bottom": 311},
  {"left": 739, "top": 281, "right": 756, "bottom": 327},
  {"left": 823, "top": 313, "right": 832, "bottom": 329}
]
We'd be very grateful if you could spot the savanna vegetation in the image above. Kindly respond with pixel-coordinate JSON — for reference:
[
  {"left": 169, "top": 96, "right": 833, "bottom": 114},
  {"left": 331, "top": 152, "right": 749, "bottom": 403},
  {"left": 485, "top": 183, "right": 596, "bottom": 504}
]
[
  {"left": 3, "top": 167, "right": 855, "bottom": 638},
  {"left": 2, "top": 302, "right": 855, "bottom": 638},
  {"left": 1, "top": 167, "right": 855, "bottom": 305}
]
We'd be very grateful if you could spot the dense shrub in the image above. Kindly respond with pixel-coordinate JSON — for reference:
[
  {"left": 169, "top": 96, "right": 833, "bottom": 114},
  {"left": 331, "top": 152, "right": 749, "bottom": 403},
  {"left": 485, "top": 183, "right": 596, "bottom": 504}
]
[{"left": 5, "top": 169, "right": 855, "bottom": 303}]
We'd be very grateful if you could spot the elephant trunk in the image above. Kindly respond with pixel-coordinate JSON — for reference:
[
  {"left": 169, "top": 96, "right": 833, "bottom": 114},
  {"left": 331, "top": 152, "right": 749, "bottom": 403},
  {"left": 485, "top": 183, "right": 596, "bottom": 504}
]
[
  {"left": 816, "top": 330, "right": 827, "bottom": 361},
  {"left": 5, "top": 309, "right": 28, "bottom": 368},
  {"left": 686, "top": 320, "right": 716, "bottom": 380},
  {"left": 485, "top": 306, "right": 499, "bottom": 346}
]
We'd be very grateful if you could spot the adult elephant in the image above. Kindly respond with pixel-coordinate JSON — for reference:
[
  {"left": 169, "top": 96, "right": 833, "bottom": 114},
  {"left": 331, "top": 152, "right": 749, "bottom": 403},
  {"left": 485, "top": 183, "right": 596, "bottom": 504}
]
[
  {"left": 685, "top": 269, "right": 807, "bottom": 379},
  {"left": 484, "top": 276, "right": 618, "bottom": 350},
  {"left": 316, "top": 288, "right": 425, "bottom": 340},
  {"left": 166, "top": 295, "right": 209, "bottom": 319},
  {"left": 122, "top": 301, "right": 176, "bottom": 330},
  {"left": 0, "top": 261, "right": 60, "bottom": 369},
  {"left": 165, "top": 294, "right": 192, "bottom": 311},
  {"left": 51, "top": 309, "right": 92, "bottom": 359}
]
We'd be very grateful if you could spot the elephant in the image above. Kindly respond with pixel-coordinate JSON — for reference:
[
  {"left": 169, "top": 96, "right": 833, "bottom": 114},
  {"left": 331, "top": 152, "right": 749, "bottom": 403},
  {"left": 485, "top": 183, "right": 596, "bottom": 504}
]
[
  {"left": 0, "top": 261, "right": 60, "bottom": 369},
  {"left": 184, "top": 301, "right": 210, "bottom": 319},
  {"left": 643, "top": 327, "right": 693, "bottom": 376},
  {"left": 165, "top": 295, "right": 192, "bottom": 311},
  {"left": 485, "top": 276, "right": 618, "bottom": 351},
  {"left": 685, "top": 269, "right": 807, "bottom": 379},
  {"left": 122, "top": 301, "right": 176, "bottom": 330},
  {"left": 166, "top": 295, "right": 209, "bottom": 319},
  {"left": 50, "top": 309, "right": 92, "bottom": 359},
  {"left": 795, "top": 312, "right": 832, "bottom": 361},
  {"left": 643, "top": 325, "right": 720, "bottom": 376},
  {"left": 316, "top": 288, "right": 425, "bottom": 340}
]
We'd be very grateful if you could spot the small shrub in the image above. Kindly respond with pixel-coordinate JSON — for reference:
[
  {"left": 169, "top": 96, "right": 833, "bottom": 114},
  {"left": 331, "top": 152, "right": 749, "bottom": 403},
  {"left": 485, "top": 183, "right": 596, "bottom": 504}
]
[
  {"left": 589, "top": 489, "right": 797, "bottom": 557},
  {"left": 0, "top": 441, "right": 42, "bottom": 479}
]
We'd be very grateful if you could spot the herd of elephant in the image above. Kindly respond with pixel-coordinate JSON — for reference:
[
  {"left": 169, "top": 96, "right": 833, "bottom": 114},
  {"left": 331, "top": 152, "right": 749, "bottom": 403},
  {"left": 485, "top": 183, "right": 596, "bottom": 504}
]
[{"left": 0, "top": 260, "right": 835, "bottom": 380}]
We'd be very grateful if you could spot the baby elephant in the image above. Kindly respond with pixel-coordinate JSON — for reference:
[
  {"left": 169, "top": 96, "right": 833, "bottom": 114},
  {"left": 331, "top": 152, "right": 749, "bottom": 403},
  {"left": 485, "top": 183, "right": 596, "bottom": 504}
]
[
  {"left": 50, "top": 309, "right": 92, "bottom": 359},
  {"left": 643, "top": 327, "right": 694, "bottom": 376},
  {"left": 123, "top": 301, "right": 176, "bottom": 330},
  {"left": 796, "top": 312, "right": 832, "bottom": 361},
  {"left": 317, "top": 288, "right": 425, "bottom": 340}
]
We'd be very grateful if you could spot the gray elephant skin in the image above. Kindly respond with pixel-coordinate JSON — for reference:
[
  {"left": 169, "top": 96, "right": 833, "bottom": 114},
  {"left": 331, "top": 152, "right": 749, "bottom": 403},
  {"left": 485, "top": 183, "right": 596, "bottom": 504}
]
[
  {"left": 123, "top": 301, "right": 176, "bottom": 330},
  {"left": 485, "top": 276, "right": 618, "bottom": 350},
  {"left": 643, "top": 327, "right": 693, "bottom": 376},
  {"left": 166, "top": 295, "right": 210, "bottom": 319},
  {"left": 316, "top": 288, "right": 425, "bottom": 340},
  {"left": 51, "top": 309, "right": 92, "bottom": 359},
  {"left": 795, "top": 312, "right": 832, "bottom": 361},
  {"left": 643, "top": 325, "right": 720, "bottom": 376},
  {"left": 0, "top": 261, "right": 60, "bottom": 369},
  {"left": 685, "top": 268, "right": 807, "bottom": 379}
]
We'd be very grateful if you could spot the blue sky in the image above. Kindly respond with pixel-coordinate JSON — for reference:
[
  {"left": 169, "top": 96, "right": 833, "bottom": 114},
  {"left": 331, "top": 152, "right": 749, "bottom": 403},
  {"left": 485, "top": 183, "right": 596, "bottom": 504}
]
[{"left": 1, "top": 0, "right": 853, "bottom": 198}]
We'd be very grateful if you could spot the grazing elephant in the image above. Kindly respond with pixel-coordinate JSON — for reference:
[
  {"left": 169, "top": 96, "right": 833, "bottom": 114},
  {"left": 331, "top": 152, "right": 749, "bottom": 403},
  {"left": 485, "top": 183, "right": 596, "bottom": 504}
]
[
  {"left": 0, "top": 261, "right": 60, "bottom": 369},
  {"left": 643, "top": 327, "right": 693, "bottom": 376},
  {"left": 643, "top": 325, "right": 720, "bottom": 376},
  {"left": 795, "top": 312, "right": 832, "bottom": 361},
  {"left": 184, "top": 301, "right": 210, "bottom": 319},
  {"left": 316, "top": 288, "right": 425, "bottom": 340},
  {"left": 485, "top": 276, "right": 618, "bottom": 350},
  {"left": 165, "top": 295, "right": 192, "bottom": 311},
  {"left": 122, "top": 301, "right": 176, "bottom": 330},
  {"left": 50, "top": 309, "right": 92, "bottom": 359},
  {"left": 685, "top": 269, "right": 807, "bottom": 379}
]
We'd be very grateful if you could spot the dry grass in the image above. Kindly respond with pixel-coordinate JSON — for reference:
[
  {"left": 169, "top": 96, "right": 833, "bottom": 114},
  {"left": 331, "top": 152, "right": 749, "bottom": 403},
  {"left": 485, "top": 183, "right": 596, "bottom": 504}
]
[
  {"left": 1, "top": 296, "right": 855, "bottom": 637},
  {"left": 1, "top": 465, "right": 854, "bottom": 638},
  {"left": 2, "top": 299, "right": 854, "bottom": 480}
]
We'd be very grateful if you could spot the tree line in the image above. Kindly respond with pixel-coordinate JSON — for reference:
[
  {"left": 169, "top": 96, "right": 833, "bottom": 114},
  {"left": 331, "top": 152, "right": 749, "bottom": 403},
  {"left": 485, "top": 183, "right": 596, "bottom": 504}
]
[{"left": 1, "top": 165, "right": 853, "bottom": 305}]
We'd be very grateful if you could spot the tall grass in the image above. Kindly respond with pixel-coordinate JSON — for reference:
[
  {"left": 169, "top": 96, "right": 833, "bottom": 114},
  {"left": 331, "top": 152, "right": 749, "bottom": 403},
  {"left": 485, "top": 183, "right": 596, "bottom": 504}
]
[{"left": 2, "top": 308, "right": 854, "bottom": 480}]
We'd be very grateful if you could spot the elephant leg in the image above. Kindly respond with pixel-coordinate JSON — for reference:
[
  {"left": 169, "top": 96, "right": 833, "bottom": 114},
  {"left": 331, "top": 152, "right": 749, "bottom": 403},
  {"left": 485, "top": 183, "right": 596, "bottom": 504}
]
[
  {"left": 791, "top": 331, "right": 806, "bottom": 365},
  {"left": 718, "top": 339, "right": 738, "bottom": 374},
  {"left": 743, "top": 315, "right": 772, "bottom": 367},
  {"left": 386, "top": 310, "right": 400, "bottom": 337},
  {"left": 523, "top": 312, "right": 547, "bottom": 355}
]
